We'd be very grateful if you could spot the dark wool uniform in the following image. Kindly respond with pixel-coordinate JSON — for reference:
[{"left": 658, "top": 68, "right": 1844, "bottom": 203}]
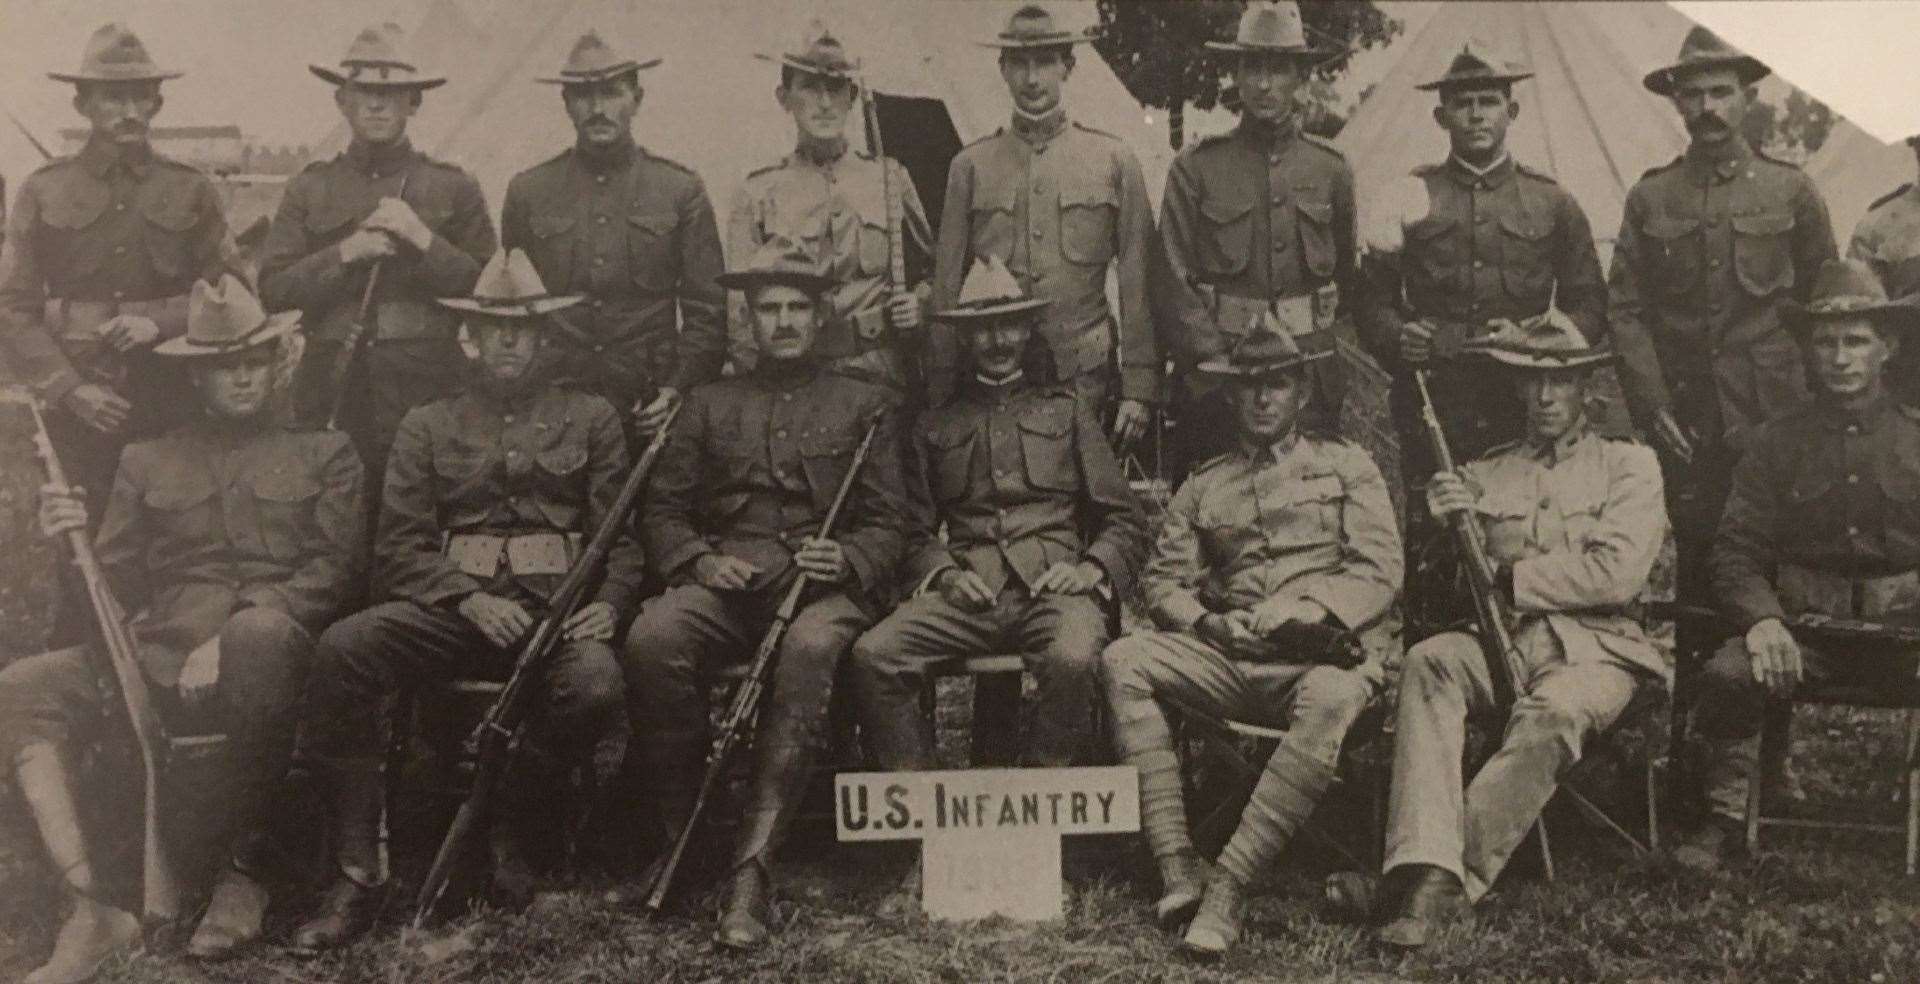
[
  {"left": 1149, "top": 119, "right": 1366, "bottom": 476},
  {"left": 501, "top": 140, "right": 726, "bottom": 419},
  {"left": 1847, "top": 184, "right": 1920, "bottom": 406},
  {"left": 851, "top": 375, "right": 1147, "bottom": 768},
  {"left": 0, "top": 139, "right": 234, "bottom": 513},
  {"left": 929, "top": 115, "right": 1157, "bottom": 411},
  {"left": 0, "top": 420, "right": 364, "bottom": 867},
  {"left": 258, "top": 138, "right": 496, "bottom": 470},
  {"left": 623, "top": 362, "right": 905, "bottom": 868}
]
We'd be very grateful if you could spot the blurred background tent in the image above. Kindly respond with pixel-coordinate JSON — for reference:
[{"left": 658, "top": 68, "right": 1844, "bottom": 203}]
[{"left": 1808, "top": 121, "right": 1913, "bottom": 249}]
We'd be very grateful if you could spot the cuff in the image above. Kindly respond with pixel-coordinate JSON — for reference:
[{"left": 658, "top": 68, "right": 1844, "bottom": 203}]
[
  {"left": 914, "top": 563, "right": 957, "bottom": 598},
  {"left": 38, "top": 368, "right": 84, "bottom": 407},
  {"left": 238, "top": 585, "right": 290, "bottom": 615},
  {"left": 1157, "top": 594, "right": 1210, "bottom": 633},
  {"left": 655, "top": 539, "right": 712, "bottom": 582}
]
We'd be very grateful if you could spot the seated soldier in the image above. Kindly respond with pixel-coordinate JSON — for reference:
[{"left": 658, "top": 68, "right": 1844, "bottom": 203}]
[
  {"left": 1101, "top": 324, "right": 1402, "bottom": 957},
  {"left": 622, "top": 238, "right": 906, "bottom": 950},
  {"left": 1678, "top": 259, "right": 1920, "bottom": 870},
  {"left": 850, "top": 256, "right": 1147, "bottom": 768},
  {"left": 293, "top": 250, "right": 641, "bottom": 950},
  {"left": 1374, "top": 314, "right": 1667, "bottom": 949},
  {"left": 1, "top": 275, "right": 363, "bottom": 978}
]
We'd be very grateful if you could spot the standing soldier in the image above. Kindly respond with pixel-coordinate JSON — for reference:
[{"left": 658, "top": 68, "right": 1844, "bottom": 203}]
[
  {"left": 501, "top": 30, "right": 725, "bottom": 441},
  {"left": 1843, "top": 135, "right": 1920, "bottom": 406},
  {"left": 293, "top": 251, "right": 640, "bottom": 951},
  {"left": 1357, "top": 42, "right": 1612, "bottom": 631},
  {"left": 1, "top": 276, "right": 363, "bottom": 978},
  {"left": 930, "top": 5, "right": 1155, "bottom": 443},
  {"left": 0, "top": 24, "right": 236, "bottom": 520},
  {"left": 623, "top": 239, "right": 905, "bottom": 950},
  {"left": 1150, "top": 1, "right": 1363, "bottom": 479},
  {"left": 260, "top": 22, "right": 495, "bottom": 478},
  {"left": 727, "top": 19, "right": 934, "bottom": 393}
]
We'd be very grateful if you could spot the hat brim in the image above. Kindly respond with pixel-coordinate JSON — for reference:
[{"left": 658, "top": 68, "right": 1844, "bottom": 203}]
[
  {"left": 437, "top": 294, "right": 585, "bottom": 317},
  {"left": 1783, "top": 298, "right": 1920, "bottom": 335},
  {"left": 937, "top": 296, "right": 1052, "bottom": 321},
  {"left": 311, "top": 65, "right": 448, "bottom": 90},
  {"left": 1470, "top": 343, "right": 1617, "bottom": 371},
  {"left": 534, "top": 59, "right": 664, "bottom": 84},
  {"left": 1194, "top": 347, "right": 1333, "bottom": 378},
  {"left": 153, "top": 310, "right": 302, "bottom": 358},
  {"left": 1415, "top": 71, "right": 1535, "bottom": 92},
  {"left": 715, "top": 270, "right": 839, "bottom": 294},
  {"left": 49, "top": 69, "right": 183, "bottom": 83},
  {"left": 753, "top": 52, "right": 860, "bottom": 81},
  {"left": 1203, "top": 41, "right": 1340, "bottom": 61},
  {"left": 977, "top": 30, "right": 1100, "bottom": 50},
  {"left": 1642, "top": 56, "right": 1769, "bottom": 96}
]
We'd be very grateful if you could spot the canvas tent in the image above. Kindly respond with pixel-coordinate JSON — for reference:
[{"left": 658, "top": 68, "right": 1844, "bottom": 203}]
[{"left": 1808, "top": 120, "right": 1913, "bottom": 248}]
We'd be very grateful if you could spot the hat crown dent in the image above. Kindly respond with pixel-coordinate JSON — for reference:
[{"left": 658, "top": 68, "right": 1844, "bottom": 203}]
[
  {"left": 60, "top": 22, "right": 176, "bottom": 82},
  {"left": 1675, "top": 25, "right": 1742, "bottom": 64},
  {"left": 544, "top": 28, "right": 656, "bottom": 82},
  {"left": 1235, "top": 2, "right": 1308, "bottom": 49},
  {"left": 738, "top": 234, "right": 831, "bottom": 284},
  {"left": 187, "top": 274, "right": 273, "bottom": 346},
  {"left": 956, "top": 256, "right": 1030, "bottom": 308},
  {"left": 471, "top": 249, "right": 555, "bottom": 303},
  {"left": 1001, "top": 6, "right": 1064, "bottom": 40},
  {"left": 341, "top": 22, "right": 413, "bottom": 68},
  {"left": 1485, "top": 313, "right": 1588, "bottom": 356},
  {"left": 1805, "top": 258, "right": 1896, "bottom": 313}
]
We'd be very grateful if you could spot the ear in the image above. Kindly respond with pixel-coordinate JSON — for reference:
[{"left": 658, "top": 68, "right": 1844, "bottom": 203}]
[
  {"left": 334, "top": 87, "right": 351, "bottom": 111},
  {"left": 1431, "top": 104, "right": 1447, "bottom": 129},
  {"left": 1506, "top": 99, "right": 1520, "bottom": 122},
  {"left": 774, "top": 82, "right": 790, "bottom": 112}
]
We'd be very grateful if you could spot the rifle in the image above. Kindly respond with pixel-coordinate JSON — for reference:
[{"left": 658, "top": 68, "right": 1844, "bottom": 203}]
[
  {"left": 412, "top": 401, "right": 681, "bottom": 926},
  {"left": 8, "top": 387, "right": 180, "bottom": 923},
  {"left": 325, "top": 170, "right": 410, "bottom": 432},
  {"left": 644, "top": 410, "right": 887, "bottom": 912},
  {"left": 1414, "top": 369, "right": 1525, "bottom": 709},
  {"left": 1647, "top": 601, "right": 1920, "bottom": 648},
  {"left": 859, "top": 80, "right": 907, "bottom": 302}
]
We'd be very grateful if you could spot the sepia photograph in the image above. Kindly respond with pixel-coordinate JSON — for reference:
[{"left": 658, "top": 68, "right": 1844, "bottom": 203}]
[{"left": 0, "top": 1, "right": 1916, "bottom": 981}]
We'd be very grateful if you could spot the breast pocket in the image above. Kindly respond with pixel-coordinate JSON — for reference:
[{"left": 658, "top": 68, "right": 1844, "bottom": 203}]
[
  {"left": 1405, "top": 214, "right": 1461, "bottom": 289},
  {"left": 846, "top": 184, "right": 893, "bottom": 278},
  {"left": 532, "top": 443, "right": 588, "bottom": 531},
  {"left": 1017, "top": 412, "right": 1077, "bottom": 492},
  {"left": 1059, "top": 179, "right": 1117, "bottom": 266},
  {"left": 925, "top": 425, "right": 977, "bottom": 504},
  {"left": 800, "top": 433, "right": 856, "bottom": 507},
  {"left": 1497, "top": 213, "right": 1553, "bottom": 301},
  {"left": 249, "top": 466, "right": 322, "bottom": 561},
  {"left": 1200, "top": 197, "right": 1254, "bottom": 280},
  {"left": 529, "top": 212, "right": 578, "bottom": 285},
  {"left": 968, "top": 182, "right": 1018, "bottom": 267},
  {"left": 143, "top": 473, "right": 218, "bottom": 552},
  {"left": 1476, "top": 490, "right": 1534, "bottom": 563},
  {"left": 1876, "top": 451, "right": 1920, "bottom": 556},
  {"left": 1732, "top": 211, "right": 1796, "bottom": 298},
  {"left": 626, "top": 210, "right": 678, "bottom": 291},
  {"left": 1295, "top": 196, "right": 1338, "bottom": 279},
  {"left": 1269, "top": 473, "right": 1344, "bottom": 547},
  {"left": 1640, "top": 214, "right": 1702, "bottom": 297}
]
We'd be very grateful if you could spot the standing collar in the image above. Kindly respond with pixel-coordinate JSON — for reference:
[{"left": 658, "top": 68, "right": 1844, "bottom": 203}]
[
  {"left": 1523, "top": 425, "right": 1591, "bottom": 465},
  {"left": 1683, "top": 135, "right": 1755, "bottom": 183},
  {"left": 1237, "top": 115, "right": 1299, "bottom": 155},
  {"left": 973, "top": 368, "right": 1027, "bottom": 391},
  {"left": 78, "top": 135, "right": 153, "bottom": 179},
  {"left": 1447, "top": 151, "right": 1513, "bottom": 186},
  {"left": 1011, "top": 109, "right": 1068, "bottom": 145},
  {"left": 1238, "top": 427, "right": 1300, "bottom": 465},
  {"left": 794, "top": 136, "right": 850, "bottom": 167},
  {"left": 575, "top": 133, "right": 638, "bottom": 174},
  {"left": 1814, "top": 389, "right": 1893, "bottom": 433},
  {"left": 345, "top": 136, "right": 415, "bottom": 176}
]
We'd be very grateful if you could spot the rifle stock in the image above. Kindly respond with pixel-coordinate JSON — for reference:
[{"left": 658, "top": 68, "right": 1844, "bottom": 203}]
[
  {"left": 644, "top": 410, "right": 887, "bottom": 912},
  {"left": 326, "top": 171, "right": 411, "bottom": 432}
]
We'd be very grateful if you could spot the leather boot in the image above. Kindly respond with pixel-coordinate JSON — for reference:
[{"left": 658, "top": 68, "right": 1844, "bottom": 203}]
[
  {"left": 1180, "top": 870, "right": 1248, "bottom": 957},
  {"left": 185, "top": 866, "right": 269, "bottom": 961},
  {"left": 715, "top": 859, "right": 773, "bottom": 951},
  {"left": 1674, "top": 815, "right": 1739, "bottom": 873},
  {"left": 16, "top": 744, "right": 141, "bottom": 984},
  {"left": 489, "top": 746, "right": 566, "bottom": 909},
  {"left": 291, "top": 761, "right": 387, "bottom": 953},
  {"left": 1374, "top": 864, "right": 1468, "bottom": 950},
  {"left": 1155, "top": 851, "right": 1206, "bottom": 929}
]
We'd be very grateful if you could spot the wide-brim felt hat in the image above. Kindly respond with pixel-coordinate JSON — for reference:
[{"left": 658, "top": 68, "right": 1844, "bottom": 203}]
[
  {"left": 49, "top": 23, "right": 182, "bottom": 84},
  {"left": 155, "top": 275, "right": 302, "bottom": 358},
  {"left": 535, "top": 29, "right": 662, "bottom": 84},
  {"left": 1464, "top": 312, "right": 1615, "bottom": 370},
  {"left": 1784, "top": 259, "right": 1920, "bottom": 336},
  {"left": 977, "top": 5, "right": 1100, "bottom": 49},
  {"left": 716, "top": 236, "right": 839, "bottom": 294},
  {"left": 936, "top": 255, "right": 1051, "bottom": 321},
  {"left": 311, "top": 22, "right": 447, "bottom": 90},
  {"left": 438, "top": 249, "right": 585, "bottom": 317},
  {"left": 757, "top": 19, "right": 861, "bottom": 80},
  {"left": 1204, "top": 1, "right": 1337, "bottom": 60},
  {"left": 1194, "top": 319, "right": 1334, "bottom": 378},
  {"left": 1415, "top": 41, "right": 1533, "bottom": 92},
  {"left": 1643, "top": 26, "right": 1769, "bottom": 96}
]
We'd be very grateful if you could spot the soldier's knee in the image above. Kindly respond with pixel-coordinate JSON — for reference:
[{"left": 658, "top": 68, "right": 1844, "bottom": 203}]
[
  {"left": 222, "top": 606, "right": 306, "bottom": 653},
  {"left": 1508, "top": 694, "right": 1588, "bottom": 756},
  {"left": 1098, "top": 635, "right": 1153, "bottom": 696},
  {"left": 849, "top": 622, "right": 911, "bottom": 680},
  {"left": 780, "top": 620, "right": 854, "bottom": 672},
  {"left": 1297, "top": 666, "right": 1373, "bottom": 718},
  {"left": 1403, "top": 634, "right": 1476, "bottom": 692},
  {"left": 1693, "top": 639, "right": 1766, "bottom": 738},
  {"left": 556, "top": 642, "right": 625, "bottom": 717}
]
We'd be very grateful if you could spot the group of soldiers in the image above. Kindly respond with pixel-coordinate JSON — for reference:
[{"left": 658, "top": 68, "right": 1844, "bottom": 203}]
[{"left": 2, "top": 3, "right": 1917, "bottom": 981}]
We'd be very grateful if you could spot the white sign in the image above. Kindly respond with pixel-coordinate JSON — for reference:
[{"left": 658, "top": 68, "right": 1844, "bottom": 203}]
[{"left": 835, "top": 767, "right": 1139, "bottom": 922}]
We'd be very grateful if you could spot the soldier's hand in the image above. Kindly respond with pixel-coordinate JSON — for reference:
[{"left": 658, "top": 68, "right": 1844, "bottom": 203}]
[
  {"left": 1424, "top": 470, "right": 1476, "bottom": 519},
  {"left": 1197, "top": 611, "right": 1261, "bottom": 656},
  {"left": 563, "top": 600, "right": 617, "bottom": 643},
  {"left": 338, "top": 228, "right": 398, "bottom": 266},
  {"left": 1400, "top": 319, "right": 1435, "bottom": 365},
  {"left": 886, "top": 291, "right": 923, "bottom": 332},
  {"left": 459, "top": 592, "right": 536, "bottom": 649},
  {"left": 633, "top": 387, "right": 681, "bottom": 437},
  {"left": 1745, "top": 617, "right": 1804, "bottom": 696},
  {"left": 177, "top": 636, "right": 222, "bottom": 710},
  {"left": 1248, "top": 596, "right": 1330, "bottom": 636},
  {"left": 64, "top": 383, "right": 131, "bottom": 434},
  {"left": 100, "top": 314, "right": 161, "bottom": 352},
  {"left": 37, "top": 483, "right": 88, "bottom": 538},
  {"left": 794, "top": 537, "right": 852, "bottom": 584},
  {"left": 1112, "top": 399, "right": 1150, "bottom": 448},
  {"left": 363, "top": 197, "right": 434, "bottom": 252},
  {"left": 693, "top": 553, "right": 761, "bottom": 592},
  {"left": 934, "top": 567, "right": 995, "bottom": 612},
  {"left": 1653, "top": 409, "right": 1696, "bottom": 466},
  {"left": 1033, "top": 560, "right": 1104, "bottom": 596}
]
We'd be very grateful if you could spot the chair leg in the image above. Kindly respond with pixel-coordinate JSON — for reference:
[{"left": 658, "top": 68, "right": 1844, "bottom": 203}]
[
  {"left": 1905, "top": 709, "right": 1918, "bottom": 877},
  {"left": 1745, "top": 712, "right": 1767, "bottom": 856},
  {"left": 1646, "top": 746, "right": 1661, "bottom": 853},
  {"left": 1535, "top": 818, "right": 1554, "bottom": 882}
]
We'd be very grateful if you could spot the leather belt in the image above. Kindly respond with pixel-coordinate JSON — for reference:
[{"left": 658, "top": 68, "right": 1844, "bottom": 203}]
[{"left": 1203, "top": 286, "right": 1339, "bottom": 338}]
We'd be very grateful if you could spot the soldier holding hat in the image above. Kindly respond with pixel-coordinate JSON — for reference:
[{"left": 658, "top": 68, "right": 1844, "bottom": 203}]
[
  {"left": 260, "top": 21, "right": 496, "bottom": 478},
  {"left": 501, "top": 29, "right": 726, "bottom": 442},
  {"left": 0, "top": 23, "right": 239, "bottom": 524},
  {"left": 1676, "top": 259, "right": 1920, "bottom": 870},
  {"left": 1372, "top": 315, "right": 1668, "bottom": 949},
  {"left": 928, "top": 4, "right": 1157, "bottom": 443},
  {"left": 1, "top": 275, "right": 363, "bottom": 977},
  {"left": 292, "top": 250, "right": 640, "bottom": 950},
  {"left": 1101, "top": 324, "right": 1401, "bottom": 957}
]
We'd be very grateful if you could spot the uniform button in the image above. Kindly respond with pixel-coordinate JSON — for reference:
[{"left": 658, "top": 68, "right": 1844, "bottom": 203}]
[
  {"left": 1708, "top": 259, "right": 1722, "bottom": 269},
  {"left": 1848, "top": 525, "right": 1860, "bottom": 536},
  {"left": 113, "top": 290, "right": 125, "bottom": 300},
  {"left": 1031, "top": 230, "right": 1043, "bottom": 239},
  {"left": 1848, "top": 473, "right": 1860, "bottom": 485},
  {"left": 1473, "top": 260, "right": 1484, "bottom": 269},
  {"left": 114, "top": 245, "right": 127, "bottom": 255},
  {"left": 596, "top": 175, "right": 608, "bottom": 184},
  {"left": 593, "top": 257, "right": 606, "bottom": 266},
  {"left": 1847, "top": 424, "right": 1860, "bottom": 435},
  {"left": 1475, "top": 214, "right": 1487, "bottom": 224},
  {"left": 1705, "top": 217, "right": 1720, "bottom": 227},
  {"left": 1272, "top": 196, "right": 1284, "bottom": 205},
  {"left": 507, "top": 450, "right": 519, "bottom": 458},
  {"left": 776, "top": 429, "right": 788, "bottom": 439},
  {"left": 115, "top": 203, "right": 126, "bottom": 212},
  {"left": 594, "top": 344, "right": 605, "bottom": 353},
  {"left": 596, "top": 215, "right": 609, "bottom": 225},
  {"left": 590, "top": 299, "right": 603, "bottom": 307},
  {"left": 781, "top": 392, "right": 793, "bottom": 401},
  {"left": 504, "top": 415, "right": 515, "bottom": 423}
]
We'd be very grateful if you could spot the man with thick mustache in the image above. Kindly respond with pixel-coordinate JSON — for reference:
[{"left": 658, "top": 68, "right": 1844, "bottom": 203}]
[{"left": 0, "top": 24, "right": 237, "bottom": 523}]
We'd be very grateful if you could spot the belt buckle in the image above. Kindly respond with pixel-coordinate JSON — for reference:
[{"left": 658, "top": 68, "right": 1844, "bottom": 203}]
[{"left": 506, "top": 533, "right": 572, "bottom": 576}]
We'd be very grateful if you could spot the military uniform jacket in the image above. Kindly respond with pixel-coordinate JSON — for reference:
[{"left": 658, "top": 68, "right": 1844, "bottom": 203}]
[
  {"left": 1608, "top": 139, "right": 1836, "bottom": 450},
  {"left": 376, "top": 385, "right": 643, "bottom": 618},
  {"left": 1358, "top": 155, "right": 1607, "bottom": 369},
  {"left": 1150, "top": 119, "right": 1365, "bottom": 374},
  {"left": 0, "top": 138, "right": 233, "bottom": 404},
  {"left": 95, "top": 419, "right": 365, "bottom": 685},
  {"left": 260, "top": 139, "right": 494, "bottom": 354},
  {"left": 1713, "top": 394, "right": 1920, "bottom": 630},
  {"left": 727, "top": 147, "right": 933, "bottom": 374},
  {"left": 643, "top": 363, "right": 906, "bottom": 609},
  {"left": 1143, "top": 433, "right": 1400, "bottom": 638},
  {"left": 501, "top": 140, "right": 726, "bottom": 403},
  {"left": 904, "top": 377, "right": 1147, "bottom": 599},
  {"left": 1847, "top": 183, "right": 1920, "bottom": 299},
  {"left": 1459, "top": 431, "right": 1667, "bottom": 680},
  {"left": 930, "top": 114, "right": 1156, "bottom": 402}
]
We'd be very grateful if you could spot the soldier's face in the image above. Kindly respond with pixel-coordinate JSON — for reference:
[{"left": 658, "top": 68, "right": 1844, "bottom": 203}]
[
  {"left": 335, "top": 84, "right": 419, "bottom": 145},
  {"left": 779, "top": 73, "right": 855, "bottom": 143},
  {"left": 472, "top": 321, "right": 542, "bottom": 384},
  {"left": 191, "top": 346, "right": 278, "bottom": 421},
  {"left": 1809, "top": 319, "right": 1894, "bottom": 399},
  {"left": 750, "top": 284, "right": 822, "bottom": 362},
  {"left": 999, "top": 49, "right": 1071, "bottom": 117},
  {"left": 1232, "top": 371, "right": 1306, "bottom": 443},
  {"left": 1234, "top": 54, "right": 1306, "bottom": 124},
  {"left": 1516, "top": 369, "right": 1587, "bottom": 443},
  {"left": 965, "top": 319, "right": 1035, "bottom": 380},
  {"left": 563, "top": 77, "right": 641, "bottom": 148},
  {"left": 1435, "top": 86, "right": 1517, "bottom": 161},
  {"left": 1671, "top": 68, "right": 1752, "bottom": 146},
  {"left": 74, "top": 82, "right": 162, "bottom": 146}
]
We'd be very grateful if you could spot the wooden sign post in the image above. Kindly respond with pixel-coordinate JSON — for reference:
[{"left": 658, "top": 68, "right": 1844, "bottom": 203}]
[{"left": 835, "top": 766, "right": 1139, "bottom": 922}]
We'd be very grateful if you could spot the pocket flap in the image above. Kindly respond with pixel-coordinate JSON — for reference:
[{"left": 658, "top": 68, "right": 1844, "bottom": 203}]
[
  {"left": 1498, "top": 213, "right": 1551, "bottom": 241},
  {"left": 1060, "top": 178, "right": 1116, "bottom": 209},
  {"left": 1016, "top": 410, "right": 1072, "bottom": 438},
  {"left": 1732, "top": 212, "right": 1794, "bottom": 236},
  {"left": 138, "top": 195, "right": 199, "bottom": 232},
  {"left": 536, "top": 444, "right": 587, "bottom": 476},
  {"left": 1642, "top": 215, "right": 1700, "bottom": 239},
  {"left": 144, "top": 475, "right": 216, "bottom": 510},
  {"left": 1277, "top": 473, "right": 1343, "bottom": 507},
  {"left": 1202, "top": 197, "right": 1254, "bottom": 225},
  {"left": 531, "top": 213, "right": 577, "bottom": 238},
  {"left": 627, "top": 210, "right": 676, "bottom": 237},
  {"left": 1294, "top": 199, "right": 1334, "bottom": 226},
  {"left": 250, "top": 466, "right": 320, "bottom": 503}
]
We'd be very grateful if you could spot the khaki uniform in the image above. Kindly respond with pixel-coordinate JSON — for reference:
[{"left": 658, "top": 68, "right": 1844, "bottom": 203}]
[
  {"left": 728, "top": 148, "right": 933, "bottom": 387},
  {"left": 501, "top": 141, "right": 726, "bottom": 416},
  {"left": 1847, "top": 184, "right": 1920, "bottom": 405},
  {"left": 259, "top": 139, "right": 496, "bottom": 470},
  {"left": 930, "top": 115, "right": 1156, "bottom": 409},
  {"left": 852, "top": 377, "right": 1147, "bottom": 768},
  {"left": 1385, "top": 431, "right": 1666, "bottom": 900}
]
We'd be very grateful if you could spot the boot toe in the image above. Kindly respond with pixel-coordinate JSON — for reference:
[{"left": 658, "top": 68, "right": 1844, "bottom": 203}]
[
  {"left": 1155, "top": 885, "right": 1203, "bottom": 930},
  {"left": 1179, "top": 920, "right": 1234, "bottom": 957},
  {"left": 1374, "top": 915, "right": 1431, "bottom": 950},
  {"left": 26, "top": 904, "right": 140, "bottom": 984}
]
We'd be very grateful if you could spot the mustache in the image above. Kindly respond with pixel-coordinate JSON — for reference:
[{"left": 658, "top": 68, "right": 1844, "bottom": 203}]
[{"left": 1686, "top": 114, "right": 1729, "bottom": 134}]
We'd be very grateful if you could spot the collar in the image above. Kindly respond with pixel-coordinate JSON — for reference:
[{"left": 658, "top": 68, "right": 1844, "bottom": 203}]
[
  {"left": 345, "top": 136, "right": 415, "bottom": 176},
  {"left": 1683, "top": 135, "right": 1754, "bottom": 183},
  {"left": 973, "top": 368, "right": 1026, "bottom": 390},
  {"left": 190, "top": 408, "right": 276, "bottom": 443},
  {"left": 1523, "top": 425, "right": 1590, "bottom": 465},
  {"left": 1447, "top": 151, "right": 1513, "bottom": 186},
  {"left": 1237, "top": 115, "right": 1299, "bottom": 156},
  {"left": 794, "top": 136, "right": 850, "bottom": 167},
  {"left": 1239, "top": 427, "right": 1300, "bottom": 465},
  {"left": 470, "top": 378, "right": 545, "bottom": 412},
  {"left": 576, "top": 133, "right": 637, "bottom": 174},
  {"left": 1815, "top": 389, "right": 1893, "bottom": 433},
  {"left": 754, "top": 355, "right": 820, "bottom": 390},
  {"left": 78, "top": 135, "right": 153, "bottom": 179},
  {"left": 1010, "top": 109, "right": 1068, "bottom": 145}
]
